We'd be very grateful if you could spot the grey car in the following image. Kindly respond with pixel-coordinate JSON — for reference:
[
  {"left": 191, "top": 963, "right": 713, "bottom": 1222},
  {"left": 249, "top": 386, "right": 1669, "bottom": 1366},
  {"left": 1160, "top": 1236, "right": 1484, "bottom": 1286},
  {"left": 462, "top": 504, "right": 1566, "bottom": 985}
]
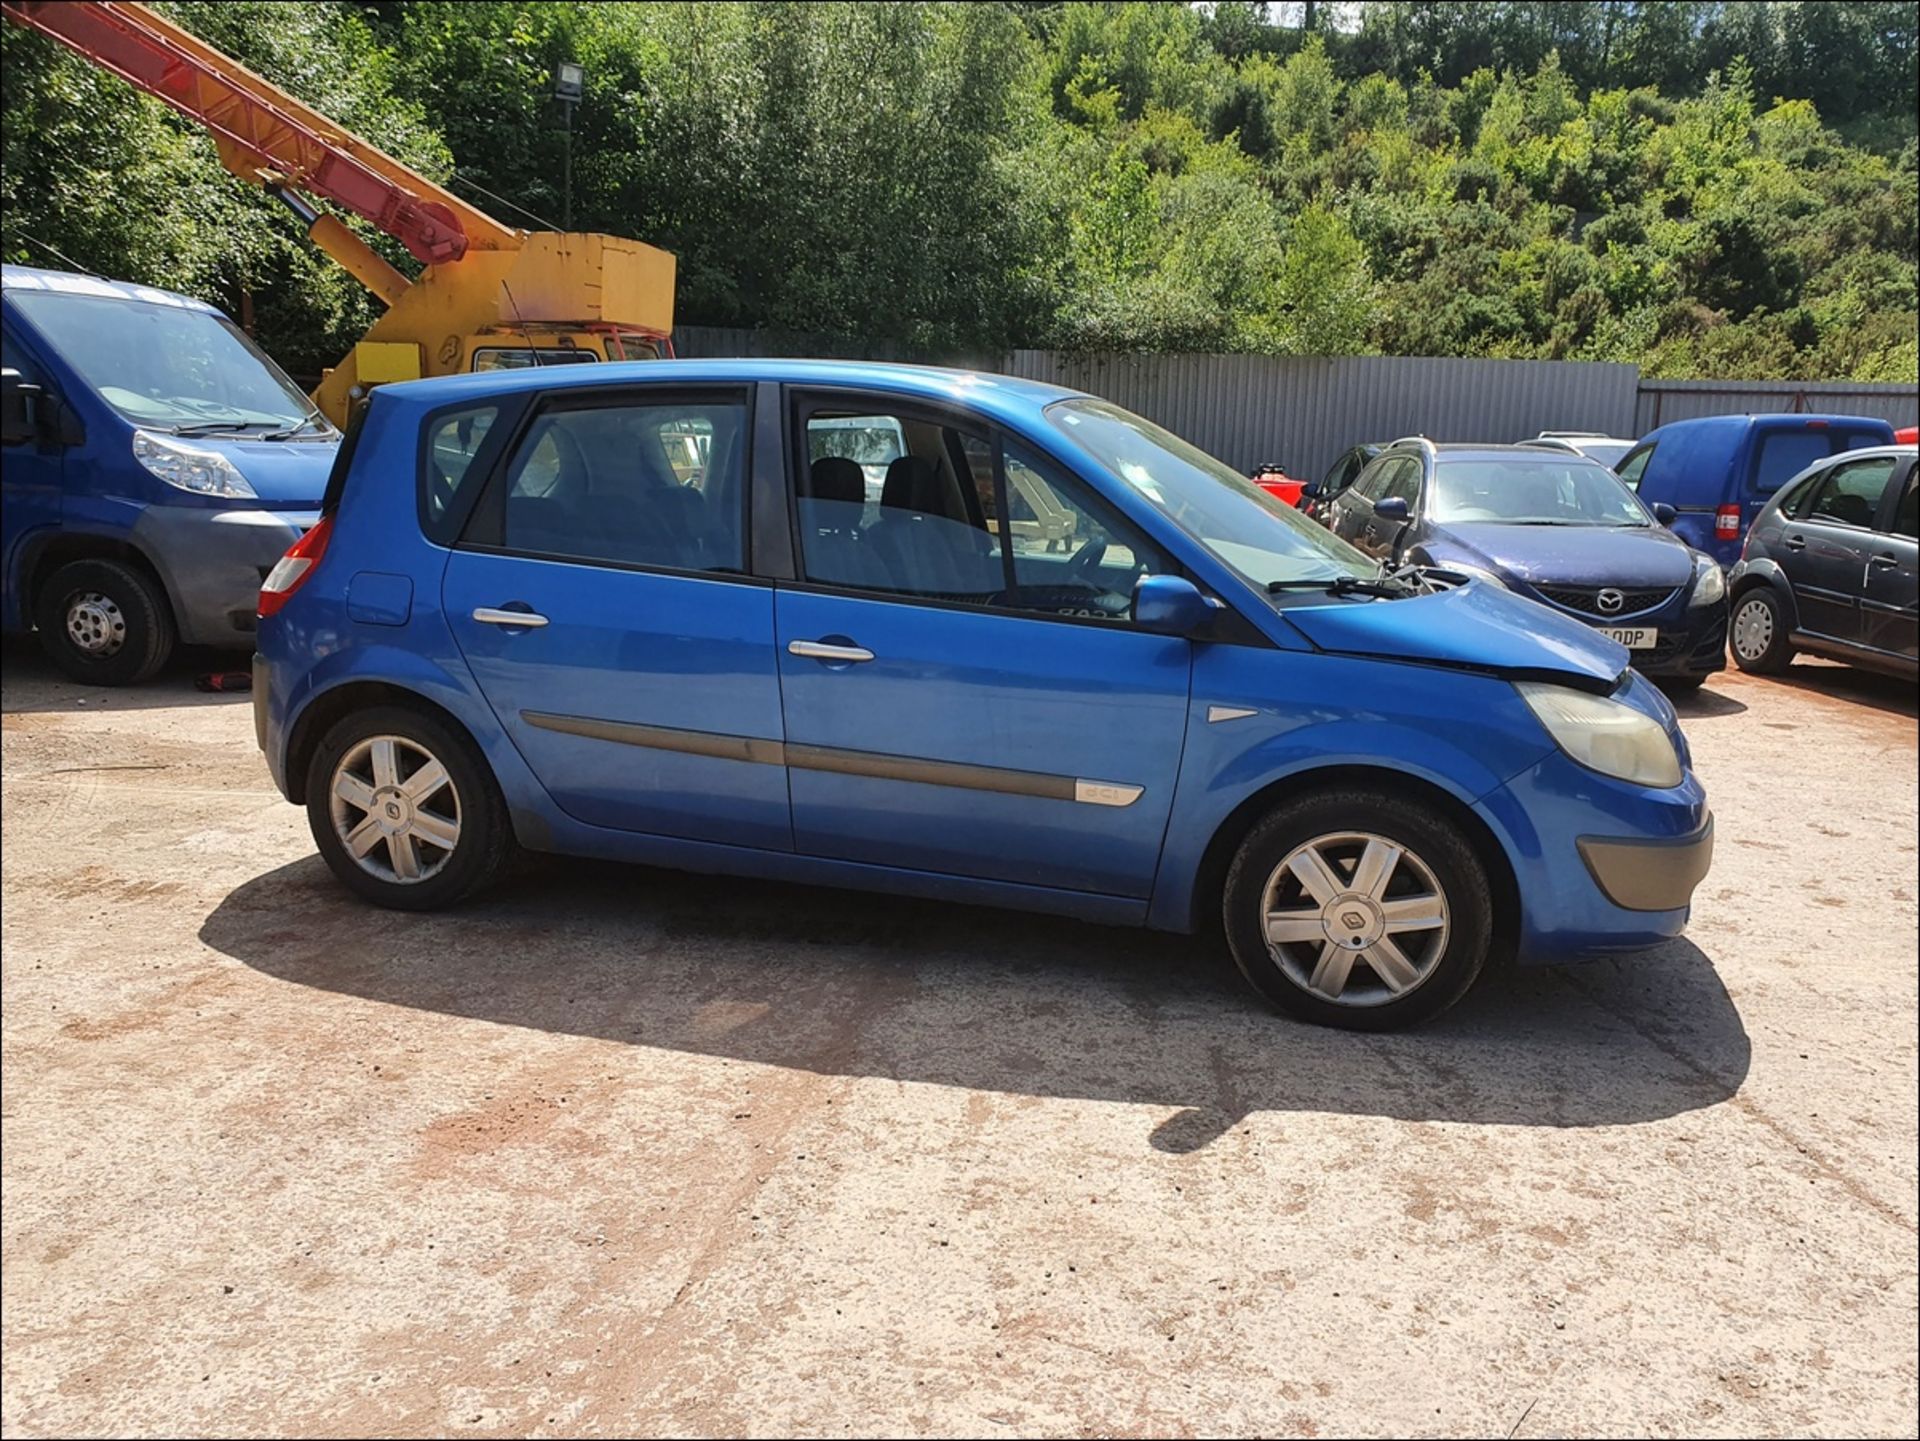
[{"left": 1727, "top": 444, "right": 1918, "bottom": 679}]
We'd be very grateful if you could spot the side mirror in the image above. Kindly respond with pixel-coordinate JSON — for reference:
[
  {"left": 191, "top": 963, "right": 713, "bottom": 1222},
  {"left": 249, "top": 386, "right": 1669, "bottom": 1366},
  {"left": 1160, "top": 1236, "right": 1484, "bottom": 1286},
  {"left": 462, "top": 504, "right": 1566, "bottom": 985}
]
[
  {"left": 1652, "top": 501, "right": 1677, "bottom": 525},
  {"left": 0, "top": 368, "right": 38, "bottom": 447},
  {"left": 1299, "top": 481, "right": 1322, "bottom": 501},
  {"left": 1132, "top": 574, "right": 1212, "bottom": 637},
  {"left": 1373, "top": 496, "right": 1410, "bottom": 522}
]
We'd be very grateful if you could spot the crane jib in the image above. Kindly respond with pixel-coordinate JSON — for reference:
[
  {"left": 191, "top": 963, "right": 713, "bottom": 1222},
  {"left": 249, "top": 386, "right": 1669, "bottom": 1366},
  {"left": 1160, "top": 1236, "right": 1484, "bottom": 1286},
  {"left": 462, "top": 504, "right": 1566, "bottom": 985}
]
[{"left": 1, "top": 0, "right": 483, "bottom": 266}]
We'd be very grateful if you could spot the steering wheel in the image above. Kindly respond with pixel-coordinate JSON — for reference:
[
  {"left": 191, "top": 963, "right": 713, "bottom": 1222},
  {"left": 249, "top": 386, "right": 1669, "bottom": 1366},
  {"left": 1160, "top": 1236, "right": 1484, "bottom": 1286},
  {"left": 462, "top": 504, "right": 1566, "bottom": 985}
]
[{"left": 1064, "top": 537, "right": 1113, "bottom": 586}]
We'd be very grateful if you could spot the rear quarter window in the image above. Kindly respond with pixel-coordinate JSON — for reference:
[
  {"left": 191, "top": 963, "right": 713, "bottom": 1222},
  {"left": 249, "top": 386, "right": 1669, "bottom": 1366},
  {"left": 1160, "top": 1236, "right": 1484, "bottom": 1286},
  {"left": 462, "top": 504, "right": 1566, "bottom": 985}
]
[{"left": 421, "top": 405, "right": 501, "bottom": 543}]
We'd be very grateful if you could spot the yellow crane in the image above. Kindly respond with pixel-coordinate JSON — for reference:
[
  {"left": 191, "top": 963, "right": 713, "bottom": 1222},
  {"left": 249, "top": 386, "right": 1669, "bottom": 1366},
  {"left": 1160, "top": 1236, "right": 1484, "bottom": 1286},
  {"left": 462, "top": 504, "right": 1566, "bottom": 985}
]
[{"left": 3, "top": 0, "right": 677, "bottom": 426}]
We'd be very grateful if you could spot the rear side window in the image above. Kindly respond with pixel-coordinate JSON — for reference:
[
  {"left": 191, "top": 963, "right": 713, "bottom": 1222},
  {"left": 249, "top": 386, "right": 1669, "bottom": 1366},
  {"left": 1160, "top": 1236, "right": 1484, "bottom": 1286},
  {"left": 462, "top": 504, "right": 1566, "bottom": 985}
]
[
  {"left": 1805, "top": 455, "right": 1895, "bottom": 529},
  {"left": 498, "top": 396, "right": 747, "bottom": 573},
  {"left": 422, "top": 405, "right": 499, "bottom": 543},
  {"left": 1614, "top": 445, "right": 1652, "bottom": 489},
  {"left": 1891, "top": 470, "right": 1917, "bottom": 538},
  {"left": 1751, "top": 430, "right": 1833, "bottom": 494}
]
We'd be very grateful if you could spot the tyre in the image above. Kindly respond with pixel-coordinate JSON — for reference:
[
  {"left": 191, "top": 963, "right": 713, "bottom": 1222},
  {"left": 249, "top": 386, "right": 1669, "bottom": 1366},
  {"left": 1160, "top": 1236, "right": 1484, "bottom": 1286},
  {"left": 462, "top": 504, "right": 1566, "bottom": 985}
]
[
  {"left": 34, "top": 558, "right": 175, "bottom": 686},
  {"left": 1655, "top": 674, "right": 1708, "bottom": 695},
  {"left": 1729, "top": 587, "right": 1793, "bottom": 674},
  {"left": 1222, "top": 788, "right": 1493, "bottom": 1031},
  {"left": 305, "top": 704, "right": 515, "bottom": 910}
]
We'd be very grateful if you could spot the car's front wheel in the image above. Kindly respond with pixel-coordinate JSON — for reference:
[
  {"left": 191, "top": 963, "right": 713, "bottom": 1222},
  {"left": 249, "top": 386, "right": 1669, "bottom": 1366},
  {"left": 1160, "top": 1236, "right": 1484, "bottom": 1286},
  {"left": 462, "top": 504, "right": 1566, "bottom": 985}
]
[
  {"left": 1223, "top": 788, "right": 1493, "bottom": 1031},
  {"left": 1729, "top": 587, "right": 1793, "bottom": 674},
  {"left": 305, "top": 705, "right": 515, "bottom": 910}
]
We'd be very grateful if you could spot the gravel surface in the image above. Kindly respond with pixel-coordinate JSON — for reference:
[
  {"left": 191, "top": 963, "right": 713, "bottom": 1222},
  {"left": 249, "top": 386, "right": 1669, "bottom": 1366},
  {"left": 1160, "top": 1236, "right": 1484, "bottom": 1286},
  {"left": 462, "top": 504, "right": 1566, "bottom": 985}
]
[{"left": 2, "top": 639, "right": 1915, "bottom": 1438}]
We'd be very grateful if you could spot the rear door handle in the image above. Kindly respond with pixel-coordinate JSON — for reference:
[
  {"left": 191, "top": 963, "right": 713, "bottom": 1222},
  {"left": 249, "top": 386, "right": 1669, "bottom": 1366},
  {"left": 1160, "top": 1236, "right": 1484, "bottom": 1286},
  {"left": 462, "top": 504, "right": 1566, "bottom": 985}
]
[
  {"left": 788, "top": 640, "right": 874, "bottom": 663},
  {"left": 473, "top": 606, "right": 549, "bottom": 628},
  {"left": 1783, "top": 534, "right": 1806, "bottom": 550}
]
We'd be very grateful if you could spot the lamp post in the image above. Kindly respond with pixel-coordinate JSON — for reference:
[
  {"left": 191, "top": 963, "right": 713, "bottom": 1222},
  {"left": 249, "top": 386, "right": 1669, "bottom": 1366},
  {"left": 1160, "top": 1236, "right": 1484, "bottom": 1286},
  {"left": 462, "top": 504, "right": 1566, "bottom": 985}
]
[{"left": 554, "top": 60, "right": 584, "bottom": 233}]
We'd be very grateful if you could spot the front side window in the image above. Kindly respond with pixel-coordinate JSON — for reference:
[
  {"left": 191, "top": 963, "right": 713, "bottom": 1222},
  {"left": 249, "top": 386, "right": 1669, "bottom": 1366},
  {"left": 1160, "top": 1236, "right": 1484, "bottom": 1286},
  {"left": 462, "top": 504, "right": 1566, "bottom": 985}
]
[
  {"left": 496, "top": 396, "right": 746, "bottom": 572},
  {"left": 1751, "top": 430, "right": 1834, "bottom": 495},
  {"left": 8, "top": 287, "right": 322, "bottom": 433},
  {"left": 1350, "top": 457, "right": 1399, "bottom": 504},
  {"left": 1804, "top": 455, "right": 1895, "bottom": 529},
  {"left": 1429, "top": 457, "right": 1653, "bottom": 528},
  {"left": 1614, "top": 445, "right": 1653, "bottom": 490},
  {"left": 1046, "top": 398, "right": 1372, "bottom": 588},
  {"left": 794, "top": 403, "right": 1168, "bottom": 622},
  {"left": 1378, "top": 457, "right": 1423, "bottom": 508}
]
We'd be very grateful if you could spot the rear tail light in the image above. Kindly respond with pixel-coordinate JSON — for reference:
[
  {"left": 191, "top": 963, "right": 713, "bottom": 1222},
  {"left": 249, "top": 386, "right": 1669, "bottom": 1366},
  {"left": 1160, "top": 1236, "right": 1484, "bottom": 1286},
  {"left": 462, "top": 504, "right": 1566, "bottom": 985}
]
[
  {"left": 258, "top": 515, "right": 333, "bottom": 618},
  {"left": 1714, "top": 504, "right": 1741, "bottom": 540}
]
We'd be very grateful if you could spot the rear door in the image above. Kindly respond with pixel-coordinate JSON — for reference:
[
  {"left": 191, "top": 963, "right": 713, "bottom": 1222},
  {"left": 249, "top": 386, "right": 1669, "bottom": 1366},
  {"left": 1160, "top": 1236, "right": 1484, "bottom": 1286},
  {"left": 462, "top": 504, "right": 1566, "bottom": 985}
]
[
  {"left": 774, "top": 391, "right": 1192, "bottom": 898},
  {"left": 1779, "top": 453, "right": 1898, "bottom": 645},
  {"left": 1861, "top": 460, "right": 1918, "bottom": 664},
  {"left": 440, "top": 384, "right": 793, "bottom": 849}
]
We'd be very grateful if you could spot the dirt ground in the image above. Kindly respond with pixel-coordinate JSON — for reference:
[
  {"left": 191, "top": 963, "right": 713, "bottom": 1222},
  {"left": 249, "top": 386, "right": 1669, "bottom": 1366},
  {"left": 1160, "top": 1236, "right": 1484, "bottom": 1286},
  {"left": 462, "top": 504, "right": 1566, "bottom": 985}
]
[{"left": 1, "top": 637, "right": 1915, "bottom": 1439}]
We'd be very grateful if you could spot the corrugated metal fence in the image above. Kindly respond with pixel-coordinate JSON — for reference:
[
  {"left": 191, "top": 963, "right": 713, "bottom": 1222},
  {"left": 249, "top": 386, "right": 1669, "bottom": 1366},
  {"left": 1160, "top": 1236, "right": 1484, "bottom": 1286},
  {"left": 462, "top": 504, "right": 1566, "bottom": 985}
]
[{"left": 673, "top": 326, "right": 1918, "bottom": 481}]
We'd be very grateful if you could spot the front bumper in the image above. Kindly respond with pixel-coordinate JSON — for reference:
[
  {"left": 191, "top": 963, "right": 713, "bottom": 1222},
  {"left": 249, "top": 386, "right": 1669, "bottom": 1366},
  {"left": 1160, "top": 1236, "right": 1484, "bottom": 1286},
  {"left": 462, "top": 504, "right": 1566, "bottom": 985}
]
[
  {"left": 1474, "top": 747, "right": 1713, "bottom": 965},
  {"left": 130, "top": 506, "right": 317, "bottom": 648}
]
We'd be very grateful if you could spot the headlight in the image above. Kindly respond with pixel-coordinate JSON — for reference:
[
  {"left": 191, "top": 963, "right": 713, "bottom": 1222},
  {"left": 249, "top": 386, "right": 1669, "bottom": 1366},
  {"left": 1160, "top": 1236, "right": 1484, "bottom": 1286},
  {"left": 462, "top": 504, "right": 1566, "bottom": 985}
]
[
  {"left": 1433, "top": 562, "right": 1508, "bottom": 590},
  {"left": 1688, "top": 553, "right": 1726, "bottom": 606},
  {"left": 132, "top": 430, "right": 256, "bottom": 498},
  {"left": 1515, "top": 681, "right": 1683, "bottom": 788}
]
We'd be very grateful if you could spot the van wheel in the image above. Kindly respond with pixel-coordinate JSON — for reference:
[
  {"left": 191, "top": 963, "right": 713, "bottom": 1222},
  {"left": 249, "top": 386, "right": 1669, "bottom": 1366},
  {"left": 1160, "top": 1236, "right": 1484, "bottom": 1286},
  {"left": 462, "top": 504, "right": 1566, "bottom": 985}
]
[
  {"left": 34, "top": 558, "right": 175, "bottom": 686},
  {"left": 1222, "top": 789, "right": 1493, "bottom": 1031},
  {"left": 305, "top": 704, "right": 515, "bottom": 911},
  {"left": 1730, "top": 588, "right": 1793, "bottom": 674}
]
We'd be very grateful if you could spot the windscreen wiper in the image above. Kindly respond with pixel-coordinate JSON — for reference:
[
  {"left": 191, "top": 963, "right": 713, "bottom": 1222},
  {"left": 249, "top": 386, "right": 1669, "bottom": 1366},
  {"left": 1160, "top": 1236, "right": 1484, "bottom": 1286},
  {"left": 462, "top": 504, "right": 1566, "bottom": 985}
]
[
  {"left": 1267, "top": 574, "right": 1416, "bottom": 599},
  {"left": 262, "top": 412, "right": 332, "bottom": 441},
  {"left": 171, "top": 420, "right": 257, "bottom": 436}
]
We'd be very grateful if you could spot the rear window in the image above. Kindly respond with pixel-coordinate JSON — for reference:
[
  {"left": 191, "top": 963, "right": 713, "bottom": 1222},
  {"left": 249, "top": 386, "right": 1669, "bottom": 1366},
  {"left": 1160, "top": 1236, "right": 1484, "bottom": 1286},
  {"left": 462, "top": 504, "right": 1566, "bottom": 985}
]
[{"left": 1751, "top": 430, "right": 1835, "bottom": 494}]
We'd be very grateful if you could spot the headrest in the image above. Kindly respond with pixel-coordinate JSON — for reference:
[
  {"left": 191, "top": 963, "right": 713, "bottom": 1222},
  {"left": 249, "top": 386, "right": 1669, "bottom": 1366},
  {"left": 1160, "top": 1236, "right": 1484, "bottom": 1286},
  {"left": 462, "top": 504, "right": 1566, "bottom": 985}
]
[
  {"left": 809, "top": 455, "right": 866, "bottom": 506},
  {"left": 881, "top": 455, "right": 943, "bottom": 516}
]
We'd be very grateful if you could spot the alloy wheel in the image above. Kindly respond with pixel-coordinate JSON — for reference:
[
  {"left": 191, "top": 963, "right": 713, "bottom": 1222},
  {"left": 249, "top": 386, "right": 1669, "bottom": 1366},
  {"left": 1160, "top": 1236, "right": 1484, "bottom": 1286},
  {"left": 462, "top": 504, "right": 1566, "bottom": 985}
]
[
  {"left": 328, "top": 735, "right": 462, "bottom": 884},
  {"left": 1260, "top": 830, "right": 1451, "bottom": 1007}
]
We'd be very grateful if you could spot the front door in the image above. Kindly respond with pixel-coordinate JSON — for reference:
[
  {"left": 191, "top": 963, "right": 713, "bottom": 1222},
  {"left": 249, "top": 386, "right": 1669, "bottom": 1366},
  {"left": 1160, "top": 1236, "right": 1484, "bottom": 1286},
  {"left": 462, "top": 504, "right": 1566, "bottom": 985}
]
[
  {"left": 0, "top": 327, "right": 63, "bottom": 631},
  {"left": 776, "top": 396, "right": 1192, "bottom": 898},
  {"left": 1862, "top": 462, "right": 1918, "bottom": 663},
  {"left": 441, "top": 385, "right": 792, "bottom": 849},
  {"left": 1783, "top": 454, "right": 1897, "bottom": 644}
]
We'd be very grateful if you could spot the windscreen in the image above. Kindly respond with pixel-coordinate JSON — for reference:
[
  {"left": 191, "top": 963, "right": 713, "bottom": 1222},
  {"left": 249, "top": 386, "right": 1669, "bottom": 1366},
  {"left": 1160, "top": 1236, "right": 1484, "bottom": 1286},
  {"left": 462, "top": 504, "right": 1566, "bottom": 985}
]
[
  {"left": 1430, "top": 456, "right": 1654, "bottom": 527},
  {"left": 9, "top": 288, "right": 320, "bottom": 432}
]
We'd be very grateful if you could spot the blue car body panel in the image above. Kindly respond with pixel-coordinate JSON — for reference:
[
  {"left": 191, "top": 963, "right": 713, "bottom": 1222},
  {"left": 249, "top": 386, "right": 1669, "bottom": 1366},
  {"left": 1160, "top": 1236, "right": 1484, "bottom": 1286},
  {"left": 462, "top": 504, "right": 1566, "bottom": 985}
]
[{"left": 257, "top": 359, "right": 1714, "bottom": 966}]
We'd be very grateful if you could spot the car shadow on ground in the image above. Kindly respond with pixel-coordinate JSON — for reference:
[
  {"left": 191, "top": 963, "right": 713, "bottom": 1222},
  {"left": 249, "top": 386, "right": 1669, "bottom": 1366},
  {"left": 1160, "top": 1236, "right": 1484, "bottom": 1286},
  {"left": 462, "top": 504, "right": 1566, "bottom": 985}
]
[
  {"left": 0, "top": 636, "right": 252, "bottom": 714},
  {"left": 1666, "top": 684, "right": 1748, "bottom": 719},
  {"left": 1757, "top": 660, "right": 1919, "bottom": 720},
  {"left": 202, "top": 855, "right": 1751, "bottom": 1153}
]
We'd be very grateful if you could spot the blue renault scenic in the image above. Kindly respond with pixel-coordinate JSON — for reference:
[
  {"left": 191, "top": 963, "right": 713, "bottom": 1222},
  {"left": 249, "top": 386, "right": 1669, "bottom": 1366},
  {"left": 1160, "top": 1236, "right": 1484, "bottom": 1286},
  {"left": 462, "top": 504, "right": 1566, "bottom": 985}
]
[{"left": 254, "top": 362, "right": 1713, "bottom": 1031}]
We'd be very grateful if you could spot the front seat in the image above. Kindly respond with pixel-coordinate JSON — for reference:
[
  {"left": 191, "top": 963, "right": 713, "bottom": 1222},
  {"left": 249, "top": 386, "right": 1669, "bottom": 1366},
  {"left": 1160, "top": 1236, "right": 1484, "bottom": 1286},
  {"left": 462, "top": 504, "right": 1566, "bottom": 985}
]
[{"left": 866, "top": 455, "right": 996, "bottom": 596}]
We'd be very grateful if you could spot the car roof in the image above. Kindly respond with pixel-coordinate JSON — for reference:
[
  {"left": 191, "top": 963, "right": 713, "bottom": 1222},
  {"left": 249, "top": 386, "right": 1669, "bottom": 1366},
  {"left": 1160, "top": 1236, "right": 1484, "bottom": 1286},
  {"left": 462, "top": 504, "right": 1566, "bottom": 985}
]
[
  {"left": 381, "top": 358, "right": 1089, "bottom": 429},
  {"left": 1, "top": 262, "right": 221, "bottom": 314},
  {"left": 1399, "top": 442, "right": 1615, "bottom": 463}
]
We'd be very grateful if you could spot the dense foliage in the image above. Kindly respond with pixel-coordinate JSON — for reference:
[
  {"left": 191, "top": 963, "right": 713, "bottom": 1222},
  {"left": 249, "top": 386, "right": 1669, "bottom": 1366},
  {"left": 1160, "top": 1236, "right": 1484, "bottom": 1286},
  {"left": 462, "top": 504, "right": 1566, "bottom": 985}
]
[{"left": 2, "top": 1, "right": 1914, "bottom": 380}]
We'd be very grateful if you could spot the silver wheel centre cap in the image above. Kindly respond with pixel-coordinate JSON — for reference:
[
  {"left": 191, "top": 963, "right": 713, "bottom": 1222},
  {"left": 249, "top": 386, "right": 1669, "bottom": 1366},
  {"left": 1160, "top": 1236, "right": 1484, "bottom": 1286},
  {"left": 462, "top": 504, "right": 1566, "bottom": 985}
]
[
  {"left": 1322, "top": 893, "right": 1385, "bottom": 948},
  {"left": 374, "top": 787, "right": 413, "bottom": 833}
]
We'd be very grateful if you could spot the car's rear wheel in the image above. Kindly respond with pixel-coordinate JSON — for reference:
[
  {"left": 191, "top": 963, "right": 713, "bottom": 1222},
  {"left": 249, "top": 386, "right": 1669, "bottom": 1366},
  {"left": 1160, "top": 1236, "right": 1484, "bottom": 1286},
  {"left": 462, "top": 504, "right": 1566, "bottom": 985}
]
[
  {"left": 306, "top": 704, "right": 514, "bottom": 910},
  {"left": 1223, "top": 789, "right": 1493, "bottom": 1031},
  {"left": 1730, "top": 588, "right": 1793, "bottom": 674},
  {"left": 34, "top": 558, "right": 175, "bottom": 686}
]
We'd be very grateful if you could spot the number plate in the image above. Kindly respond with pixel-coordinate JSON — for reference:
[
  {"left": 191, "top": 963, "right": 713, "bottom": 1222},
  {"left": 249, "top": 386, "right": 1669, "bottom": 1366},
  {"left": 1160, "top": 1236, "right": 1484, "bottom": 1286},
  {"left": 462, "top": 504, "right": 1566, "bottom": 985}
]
[{"left": 1597, "top": 626, "right": 1657, "bottom": 649}]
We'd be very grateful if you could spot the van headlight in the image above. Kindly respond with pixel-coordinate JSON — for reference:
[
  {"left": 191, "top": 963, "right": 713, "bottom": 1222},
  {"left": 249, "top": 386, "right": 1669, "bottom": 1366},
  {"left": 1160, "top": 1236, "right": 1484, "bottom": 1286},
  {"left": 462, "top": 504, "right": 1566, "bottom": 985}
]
[
  {"left": 132, "top": 430, "right": 256, "bottom": 497},
  {"left": 1688, "top": 553, "right": 1725, "bottom": 606},
  {"left": 1515, "top": 681, "right": 1683, "bottom": 788}
]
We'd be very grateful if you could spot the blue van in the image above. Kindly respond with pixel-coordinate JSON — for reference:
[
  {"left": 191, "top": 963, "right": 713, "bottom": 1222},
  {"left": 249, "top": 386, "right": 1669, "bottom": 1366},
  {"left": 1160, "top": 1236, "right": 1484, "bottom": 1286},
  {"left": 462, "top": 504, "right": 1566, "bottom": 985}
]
[
  {"left": 1, "top": 265, "right": 336, "bottom": 684},
  {"left": 1618, "top": 413, "right": 1895, "bottom": 566}
]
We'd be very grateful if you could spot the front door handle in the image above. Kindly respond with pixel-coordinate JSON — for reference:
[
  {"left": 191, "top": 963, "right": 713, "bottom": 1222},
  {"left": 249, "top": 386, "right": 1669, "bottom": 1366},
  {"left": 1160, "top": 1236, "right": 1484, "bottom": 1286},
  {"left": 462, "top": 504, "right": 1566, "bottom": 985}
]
[
  {"left": 473, "top": 606, "right": 549, "bottom": 628},
  {"left": 1870, "top": 553, "right": 1899, "bottom": 568},
  {"left": 788, "top": 639, "right": 874, "bottom": 663},
  {"left": 1783, "top": 534, "right": 1806, "bottom": 550}
]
